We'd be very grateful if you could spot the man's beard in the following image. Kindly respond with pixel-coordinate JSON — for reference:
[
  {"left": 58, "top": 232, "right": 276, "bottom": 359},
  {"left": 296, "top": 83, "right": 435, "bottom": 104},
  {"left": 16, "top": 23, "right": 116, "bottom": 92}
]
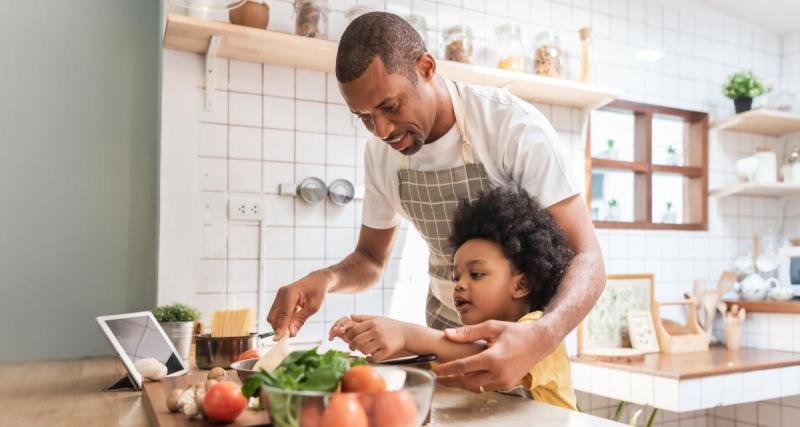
[{"left": 399, "top": 134, "right": 424, "bottom": 156}]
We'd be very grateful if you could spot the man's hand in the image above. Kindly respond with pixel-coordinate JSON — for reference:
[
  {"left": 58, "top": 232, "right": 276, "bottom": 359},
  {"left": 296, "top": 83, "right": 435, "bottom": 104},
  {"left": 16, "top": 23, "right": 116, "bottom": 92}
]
[
  {"left": 433, "top": 319, "right": 558, "bottom": 392},
  {"left": 267, "top": 272, "right": 330, "bottom": 339},
  {"left": 330, "top": 315, "right": 409, "bottom": 362}
]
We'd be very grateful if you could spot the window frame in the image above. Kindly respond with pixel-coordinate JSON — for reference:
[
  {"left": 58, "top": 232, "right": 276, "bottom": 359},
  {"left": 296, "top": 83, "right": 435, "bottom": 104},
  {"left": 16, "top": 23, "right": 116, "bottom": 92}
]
[{"left": 585, "top": 100, "right": 709, "bottom": 231}]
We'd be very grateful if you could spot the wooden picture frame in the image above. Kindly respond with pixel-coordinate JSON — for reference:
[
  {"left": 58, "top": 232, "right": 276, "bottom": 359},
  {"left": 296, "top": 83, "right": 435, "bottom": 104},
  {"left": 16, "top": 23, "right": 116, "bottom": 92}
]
[{"left": 577, "top": 274, "right": 655, "bottom": 354}]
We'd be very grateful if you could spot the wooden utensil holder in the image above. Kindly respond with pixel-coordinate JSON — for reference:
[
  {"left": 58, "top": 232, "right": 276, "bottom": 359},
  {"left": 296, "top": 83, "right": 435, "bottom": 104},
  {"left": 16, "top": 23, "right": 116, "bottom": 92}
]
[{"left": 652, "top": 298, "right": 710, "bottom": 353}]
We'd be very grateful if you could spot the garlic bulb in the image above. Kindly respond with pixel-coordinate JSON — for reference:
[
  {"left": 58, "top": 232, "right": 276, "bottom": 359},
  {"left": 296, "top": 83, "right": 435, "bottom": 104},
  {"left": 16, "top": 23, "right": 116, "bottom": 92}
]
[
  {"left": 253, "top": 335, "right": 289, "bottom": 371},
  {"left": 135, "top": 357, "right": 168, "bottom": 381}
]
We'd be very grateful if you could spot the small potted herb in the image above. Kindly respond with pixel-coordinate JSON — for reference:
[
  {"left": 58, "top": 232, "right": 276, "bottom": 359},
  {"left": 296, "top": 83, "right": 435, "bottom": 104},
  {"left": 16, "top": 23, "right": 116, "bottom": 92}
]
[
  {"left": 666, "top": 145, "right": 679, "bottom": 165},
  {"left": 723, "top": 71, "right": 768, "bottom": 113},
  {"left": 605, "top": 198, "right": 620, "bottom": 221},
  {"left": 662, "top": 201, "right": 677, "bottom": 223},
  {"left": 603, "top": 138, "right": 618, "bottom": 160},
  {"left": 153, "top": 303, "right": 200, "bottom": 360}
]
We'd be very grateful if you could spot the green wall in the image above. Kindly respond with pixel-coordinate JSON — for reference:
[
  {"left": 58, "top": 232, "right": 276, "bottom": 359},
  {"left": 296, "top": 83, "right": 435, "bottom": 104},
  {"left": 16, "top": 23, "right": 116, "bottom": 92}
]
[{"left": 0, "top": 0, "right": 161, "bottom": 361}]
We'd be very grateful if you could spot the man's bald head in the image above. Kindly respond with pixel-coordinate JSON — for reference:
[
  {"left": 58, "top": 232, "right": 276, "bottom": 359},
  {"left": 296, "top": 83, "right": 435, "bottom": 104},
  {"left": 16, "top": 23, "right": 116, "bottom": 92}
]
[{"left": 335, "top": 12, "right": 426, "bottom": 84}]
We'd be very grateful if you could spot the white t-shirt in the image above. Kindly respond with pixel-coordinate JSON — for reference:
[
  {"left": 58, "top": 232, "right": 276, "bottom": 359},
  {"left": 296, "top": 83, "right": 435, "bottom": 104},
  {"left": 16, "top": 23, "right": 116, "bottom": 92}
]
[{"left": 362, "top": 82, "right": 579, "bottom": 229}]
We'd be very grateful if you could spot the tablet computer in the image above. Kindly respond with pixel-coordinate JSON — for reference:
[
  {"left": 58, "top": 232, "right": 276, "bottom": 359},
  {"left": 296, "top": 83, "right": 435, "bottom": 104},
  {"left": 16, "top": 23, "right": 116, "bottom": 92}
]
[{"left": 96, "top": 311, "right": 189, "bottom": 390}]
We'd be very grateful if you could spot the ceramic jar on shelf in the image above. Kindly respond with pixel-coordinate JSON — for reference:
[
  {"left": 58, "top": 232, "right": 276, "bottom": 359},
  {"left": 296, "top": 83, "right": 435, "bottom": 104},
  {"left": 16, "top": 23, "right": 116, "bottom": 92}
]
[
  {"left": 494, "top": 24, "right": 524, "bottom": 72},
  {"left": 294, "top": 0, "right": 327, "bottom": 38}
]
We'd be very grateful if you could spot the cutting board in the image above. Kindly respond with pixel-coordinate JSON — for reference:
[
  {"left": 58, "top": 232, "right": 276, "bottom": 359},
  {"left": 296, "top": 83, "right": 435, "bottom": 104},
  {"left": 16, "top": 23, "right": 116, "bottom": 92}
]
[{"left": 142, "top": 372, "right": 271, "bottom": 427}]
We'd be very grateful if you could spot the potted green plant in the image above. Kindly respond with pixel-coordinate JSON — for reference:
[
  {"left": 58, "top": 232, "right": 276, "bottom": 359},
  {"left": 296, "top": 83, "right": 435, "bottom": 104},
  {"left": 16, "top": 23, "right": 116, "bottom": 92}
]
[
  {"left": 723, "top": 71, "right": 768, "bottom": 113},
  {"left": 666, "top": 145, "right": 679, "bottom": 165},
  {"left": 152, "top": 303, "right": 200, "bottom": 360},
  {"left": 603, "top": 138, "right": 618, "bottom": 159},
  {"left": 605, "top": 198, "right": 620, "bottom": 221},
  {"left": 662, "top": 201, "right": 677, "bottom": 223}
]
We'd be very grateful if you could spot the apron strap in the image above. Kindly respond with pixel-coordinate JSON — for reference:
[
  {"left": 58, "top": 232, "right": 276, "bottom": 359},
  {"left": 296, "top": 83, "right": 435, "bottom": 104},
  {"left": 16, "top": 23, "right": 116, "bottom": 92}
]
[{"left": 444, "top": 80, "right": 476, "bottom": 165}]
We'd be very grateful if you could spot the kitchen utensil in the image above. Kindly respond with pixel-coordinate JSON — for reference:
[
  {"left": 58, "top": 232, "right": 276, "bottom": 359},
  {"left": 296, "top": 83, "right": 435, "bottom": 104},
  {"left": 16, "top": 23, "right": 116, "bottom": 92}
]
[
  {"left": 691, "top": 272, "right": 736, "bottom": 341},
  {"left": 296, "top": 177, "right": 327, "bottom": 204},
  {"left": 737, "top": 274, "right": 779, "bottom": 301},
  {"left": 259, "top": 366, "right": 435, "bottom": 427},
  {"left": 327, "top": 178, "right": 355, "bottom": 205},
  {"left": 229, "top": 0, "right": 269, "bottom": 28},
  {"left": 195, "top": 331, "right": 275, "bottom": 369},
  {"left": 720, "top": 303, "right": 746, "bottom": 350},
  {"left": 652, "top": 298, "right": 710, "bottom": 353},
  {"left": 735, "top": 156, "right": 758, "bottom": 182},
  {"left": 378, "top": 353, "right": 437, "bottom": 366}
]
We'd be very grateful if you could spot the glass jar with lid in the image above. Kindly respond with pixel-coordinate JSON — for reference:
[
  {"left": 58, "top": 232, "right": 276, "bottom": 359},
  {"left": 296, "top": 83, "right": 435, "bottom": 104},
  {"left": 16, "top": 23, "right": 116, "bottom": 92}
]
[
  {"left": 404, "top": 14, "right": 429, "bottom": 48},
  {"left": 534, "top": 30, "right": 563, "bottom": 77},
  {"left": 294, "top": 0, "right": 328, "bottom": 38},
  {"left": 442, "top": 25, "right": 473, "bottom": 64},
  {"left": 495, "top": 24, "right": 524, "bottom": 72}
]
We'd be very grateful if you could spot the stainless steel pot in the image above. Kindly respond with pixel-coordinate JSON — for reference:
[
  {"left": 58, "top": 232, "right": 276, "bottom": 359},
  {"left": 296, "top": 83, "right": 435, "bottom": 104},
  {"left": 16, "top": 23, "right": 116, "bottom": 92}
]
[{"left": 194, "top": 331, "right": 274, "bottom": 369}]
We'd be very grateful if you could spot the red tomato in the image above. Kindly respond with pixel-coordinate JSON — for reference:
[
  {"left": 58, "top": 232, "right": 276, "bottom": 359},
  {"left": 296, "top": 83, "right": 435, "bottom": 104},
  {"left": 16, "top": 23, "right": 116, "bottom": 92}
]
[
  {"left": 358, "top": 394, "right": 375, "bottom": 426},
  {"left": 300, "top": 397, "right": 324, "bottom": 427},
  {"left": 373, "top": 390, "right": 418, "bottom": 427},
  {"left": 236, "top": 348, "right": 260, "bottom": 362},
  {"left": 204, "top": 381, "right": 247, "bottom": 422},
  {"left": 341, "top": 365, "right": 386, "bottom": 393},
  {"left": 320, "top": 393, "right": 368, "bottom": 427}
]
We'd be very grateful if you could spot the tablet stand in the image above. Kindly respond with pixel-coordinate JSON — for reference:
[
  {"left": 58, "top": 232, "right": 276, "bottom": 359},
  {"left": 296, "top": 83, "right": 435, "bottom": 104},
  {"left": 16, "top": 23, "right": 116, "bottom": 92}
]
[{"left": 103, "top": 357, "right": 139, "bottom": 392}]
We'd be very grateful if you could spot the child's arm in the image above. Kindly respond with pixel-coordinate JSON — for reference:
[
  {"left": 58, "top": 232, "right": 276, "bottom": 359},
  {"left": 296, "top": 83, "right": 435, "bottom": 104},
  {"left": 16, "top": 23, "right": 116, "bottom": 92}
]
[{"left": 329, "top": 315, "right": 486, "bottom": 363}]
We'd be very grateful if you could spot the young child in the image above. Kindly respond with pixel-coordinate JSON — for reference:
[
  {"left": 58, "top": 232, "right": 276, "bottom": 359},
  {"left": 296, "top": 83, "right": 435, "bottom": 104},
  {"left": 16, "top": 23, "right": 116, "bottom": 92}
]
[{"left": 329, "top": 188, "right": 577, "bottom": 410}]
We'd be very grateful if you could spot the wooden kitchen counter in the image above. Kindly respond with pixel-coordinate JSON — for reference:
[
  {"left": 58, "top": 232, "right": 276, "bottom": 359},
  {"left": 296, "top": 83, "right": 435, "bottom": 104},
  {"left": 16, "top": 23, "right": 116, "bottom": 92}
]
[
  {"left": 0, "top": 357, "right": 624, "bottom": 427},
  {"left": 573, "top": 346, "right": 800, "bottom": 379}
]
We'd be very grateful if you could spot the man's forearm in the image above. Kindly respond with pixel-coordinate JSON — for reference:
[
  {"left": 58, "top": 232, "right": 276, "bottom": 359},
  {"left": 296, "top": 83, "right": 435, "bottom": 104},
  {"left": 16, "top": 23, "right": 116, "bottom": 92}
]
[
  {"left": 540, "top": 248, "right": 606, "bottom": 339},
  {"left": 324, "top": 248, "right": 385, "bottom": 293}
]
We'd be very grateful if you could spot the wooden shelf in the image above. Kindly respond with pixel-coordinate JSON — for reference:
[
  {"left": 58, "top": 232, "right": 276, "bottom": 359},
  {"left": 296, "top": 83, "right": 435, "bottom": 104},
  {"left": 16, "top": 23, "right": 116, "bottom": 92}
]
[
  {"left": 709, "top": 182, "right": 800, "bottom": 198},
  {"left": 573, "top": 346, "right": 800, "bottom": 379},
  {"left": 711, "top": 109, "right": 800, "bottom": 137},
  {"left": 725, "top": 299, "right": 800, "bottom": 313},
  {"left": 163, "top": 14, "right": 620, "bottom": 109}
]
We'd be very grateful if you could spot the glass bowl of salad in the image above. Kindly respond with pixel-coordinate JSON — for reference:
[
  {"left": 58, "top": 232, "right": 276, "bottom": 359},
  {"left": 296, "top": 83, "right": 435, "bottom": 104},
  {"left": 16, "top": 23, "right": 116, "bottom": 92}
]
[{"left": 242, "top": 347, "right": 435, "bottom": 427}]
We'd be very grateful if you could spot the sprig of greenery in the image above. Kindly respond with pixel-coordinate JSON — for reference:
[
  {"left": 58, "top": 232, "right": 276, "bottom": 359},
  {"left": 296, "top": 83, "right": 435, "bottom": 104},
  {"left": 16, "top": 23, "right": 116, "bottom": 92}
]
[
  {"left": 152, "top": 303, "right": 200, "bottom": 322},
  {"left": 723, "top": 71, "right": 768, "bottom": 99}
]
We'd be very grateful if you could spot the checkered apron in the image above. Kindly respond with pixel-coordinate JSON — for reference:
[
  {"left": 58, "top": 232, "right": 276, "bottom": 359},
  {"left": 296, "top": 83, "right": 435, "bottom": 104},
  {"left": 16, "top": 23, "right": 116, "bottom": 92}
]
[{"left": 398, "top": 80, "right": 491, "bottom": 330}]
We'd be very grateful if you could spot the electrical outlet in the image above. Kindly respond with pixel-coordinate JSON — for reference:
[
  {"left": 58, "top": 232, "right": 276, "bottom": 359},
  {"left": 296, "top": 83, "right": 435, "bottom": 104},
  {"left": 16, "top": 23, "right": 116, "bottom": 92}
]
[{"left": 228, "top": 197, "right": 263, "bottom": 221}]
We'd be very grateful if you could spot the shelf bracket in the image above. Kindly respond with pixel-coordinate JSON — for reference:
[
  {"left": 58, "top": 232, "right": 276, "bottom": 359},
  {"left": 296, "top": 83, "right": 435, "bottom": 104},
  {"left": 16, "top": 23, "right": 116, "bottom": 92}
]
[{"left": 205, "top": 35, "right": 222, "bottom": 112}]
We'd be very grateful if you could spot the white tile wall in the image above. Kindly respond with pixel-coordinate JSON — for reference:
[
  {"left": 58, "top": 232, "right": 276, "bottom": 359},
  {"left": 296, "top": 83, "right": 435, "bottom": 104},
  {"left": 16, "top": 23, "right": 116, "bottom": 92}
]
[{"left": 161, "top": 0, "right": 800, "bottom": 424}]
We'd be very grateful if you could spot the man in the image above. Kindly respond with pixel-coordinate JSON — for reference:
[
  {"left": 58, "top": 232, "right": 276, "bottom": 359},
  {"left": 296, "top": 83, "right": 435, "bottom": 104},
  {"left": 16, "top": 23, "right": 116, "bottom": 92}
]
[{"left": 267, "top": 12, "right": 605, "bottom": 392}]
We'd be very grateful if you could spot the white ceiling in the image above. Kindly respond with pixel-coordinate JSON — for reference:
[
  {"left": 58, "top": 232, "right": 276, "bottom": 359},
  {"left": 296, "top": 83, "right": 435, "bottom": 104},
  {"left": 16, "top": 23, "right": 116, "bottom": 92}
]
[{"left": 696, "top": 0, "right": 800, "bottom": 34}]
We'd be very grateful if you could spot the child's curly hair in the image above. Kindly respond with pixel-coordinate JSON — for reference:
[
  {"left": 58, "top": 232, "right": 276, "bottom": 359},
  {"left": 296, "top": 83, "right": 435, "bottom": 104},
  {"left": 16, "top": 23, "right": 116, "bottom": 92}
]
[{"left": 449, "top": 188, "right": 573, "bottom": 311}]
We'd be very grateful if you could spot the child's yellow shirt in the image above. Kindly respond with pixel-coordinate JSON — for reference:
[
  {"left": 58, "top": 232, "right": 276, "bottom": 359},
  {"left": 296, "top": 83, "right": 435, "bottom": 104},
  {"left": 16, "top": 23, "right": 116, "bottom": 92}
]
[{"left": 517, "top": 311, "right": 577, "bottom": 411}]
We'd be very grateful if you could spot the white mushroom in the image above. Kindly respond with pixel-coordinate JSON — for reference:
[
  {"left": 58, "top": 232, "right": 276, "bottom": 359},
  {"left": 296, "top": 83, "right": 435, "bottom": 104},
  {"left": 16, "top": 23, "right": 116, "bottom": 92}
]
[{"left": 134, "top": 358, "right": 168, "bottom": 381}]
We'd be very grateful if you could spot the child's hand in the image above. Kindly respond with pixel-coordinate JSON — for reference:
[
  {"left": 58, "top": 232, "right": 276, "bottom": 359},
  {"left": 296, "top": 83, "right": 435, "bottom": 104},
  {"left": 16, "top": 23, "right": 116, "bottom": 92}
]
[
  {"left": 340, "top": 315, "right": 408, "bottom": 362},
  {"left": 328, "top": 316, "right": 357, "bottom": 343}
]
